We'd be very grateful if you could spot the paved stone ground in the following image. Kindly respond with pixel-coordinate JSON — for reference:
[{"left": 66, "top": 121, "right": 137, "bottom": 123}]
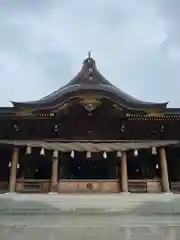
[
  {"left": 0, "top": 193, "right": 180, "bottom": 239},
  {"left": 0, "top": 214, "right": 180, "bottom": 239}
]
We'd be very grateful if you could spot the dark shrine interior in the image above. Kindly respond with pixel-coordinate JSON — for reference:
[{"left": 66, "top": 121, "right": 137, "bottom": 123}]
[{"left": 0, "top": 144, "right": 180, "bottom": 183}]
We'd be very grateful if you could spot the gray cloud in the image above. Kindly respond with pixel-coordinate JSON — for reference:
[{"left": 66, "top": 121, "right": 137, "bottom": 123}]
[{"left": 0, "top": 0, "right": 179, "bottom": 107}]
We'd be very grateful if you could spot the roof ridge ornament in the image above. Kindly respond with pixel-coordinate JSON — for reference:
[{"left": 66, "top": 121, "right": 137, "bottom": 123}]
[
  {"left": 88, "top": 51, "right": 91, "bottom": 58},
  {"left": 83, "top": 51, "right": 95, "bottom": 66}
]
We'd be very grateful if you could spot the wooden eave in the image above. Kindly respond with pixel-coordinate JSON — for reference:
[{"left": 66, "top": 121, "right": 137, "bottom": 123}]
[
  {"left": 1, "top": 107, "right": 180, "bottom": 120},
  {"left": 126, "top": 107, "right": 180, "bottom": 120},
  {"left": 0, "top": 108, "right": 55, "bottom": 119},
  {"left": 0, "top": 139, "right": 178, "bottom": 151}
]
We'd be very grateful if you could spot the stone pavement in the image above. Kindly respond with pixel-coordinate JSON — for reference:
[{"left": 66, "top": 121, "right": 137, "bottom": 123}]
[
  {"left": 0, "top": 213, "right": 180, "bottom": 239},
  {"left": 0, "top": 193, "right": 180, "bottom": 239}
]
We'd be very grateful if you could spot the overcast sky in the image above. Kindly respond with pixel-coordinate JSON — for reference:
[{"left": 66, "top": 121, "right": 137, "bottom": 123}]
[{"left": 0, "top": 0, "right": 180, "bottom": 107}]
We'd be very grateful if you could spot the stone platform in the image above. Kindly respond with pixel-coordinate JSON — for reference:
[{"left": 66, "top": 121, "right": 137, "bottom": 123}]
[
  {"left": 0, "top": 193, "right": 179, "bottom": 215},
  {"left": 0, "top": 194, "right": 180, "bottom": 239}
]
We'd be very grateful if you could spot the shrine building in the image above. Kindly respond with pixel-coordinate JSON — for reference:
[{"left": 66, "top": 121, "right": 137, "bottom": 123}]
[{"left": 0, "top": 55, "right": 180, "bottom": 193}]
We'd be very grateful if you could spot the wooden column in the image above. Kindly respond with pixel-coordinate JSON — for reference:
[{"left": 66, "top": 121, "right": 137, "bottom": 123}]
[
  {"left": 50, "top": 151, "right": 58, "bottom": 192},
  {"left": 9, "top": 147, "right": 19, "bottom": 192},
  {"left": 159, "top": 147, "right": 170, "bottom": 193},
  {"left": 121, "top": 151, "right": 128, "bottom": 192}
]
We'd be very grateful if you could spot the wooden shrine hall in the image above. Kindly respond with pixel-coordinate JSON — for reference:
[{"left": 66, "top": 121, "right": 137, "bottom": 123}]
[{"left": 1, "top": 55, "right": 180, "bottom": 193}]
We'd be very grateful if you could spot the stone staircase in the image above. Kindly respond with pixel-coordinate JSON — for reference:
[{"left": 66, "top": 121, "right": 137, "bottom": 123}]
[{"left": 0, "top": 193, "right": 179, "bottom": 215}]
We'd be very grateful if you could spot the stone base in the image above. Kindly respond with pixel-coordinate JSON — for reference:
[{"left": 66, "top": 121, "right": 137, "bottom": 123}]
[{"left": 4, "top": 192, "right": 17, "bottom": 195}]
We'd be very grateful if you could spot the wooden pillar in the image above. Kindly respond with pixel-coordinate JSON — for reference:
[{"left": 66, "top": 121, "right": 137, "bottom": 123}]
[
  {"left": 50, "top": 151, "right": 58, "bottom": 192},
  {"left": 121, "top": 151, "right": 128, "bottom": 192},
  {"left": 159, "top": 147, "right": 170, "bottom": 193},
  {"left": 9, "top": 147, "right": 19, "bottom": 192}
]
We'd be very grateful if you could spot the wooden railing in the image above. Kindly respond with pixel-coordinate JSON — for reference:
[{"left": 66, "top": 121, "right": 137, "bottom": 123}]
[
  {"left": 16, "top": 179, "right": 51, "bottom": 193},
  {"left": 15, "top": 179, "right": 163, "bottom": 193},
  {"left": 128, "top": 180, "right": 148, "bottom": 193},
  {"left": 128, "top": 179, "right": 162, "bottom": 193},
  {"left": 170, "top": 182, "right": 180, "bottom": 193}
]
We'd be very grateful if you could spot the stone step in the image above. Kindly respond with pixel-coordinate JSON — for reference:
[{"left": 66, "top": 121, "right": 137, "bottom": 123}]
[{"left": 0, "top": 193, "right": 179, "bottom": 215}]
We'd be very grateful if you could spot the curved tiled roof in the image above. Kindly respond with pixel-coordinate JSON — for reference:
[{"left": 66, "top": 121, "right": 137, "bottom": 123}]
[{"left": 12, "top": 56, "right": 168, "bottom": 110}]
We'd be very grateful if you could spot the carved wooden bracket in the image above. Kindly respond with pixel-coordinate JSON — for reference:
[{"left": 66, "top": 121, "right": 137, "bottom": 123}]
[{"left": 80, "top": 95, "right": 101, "bottom": 112}]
